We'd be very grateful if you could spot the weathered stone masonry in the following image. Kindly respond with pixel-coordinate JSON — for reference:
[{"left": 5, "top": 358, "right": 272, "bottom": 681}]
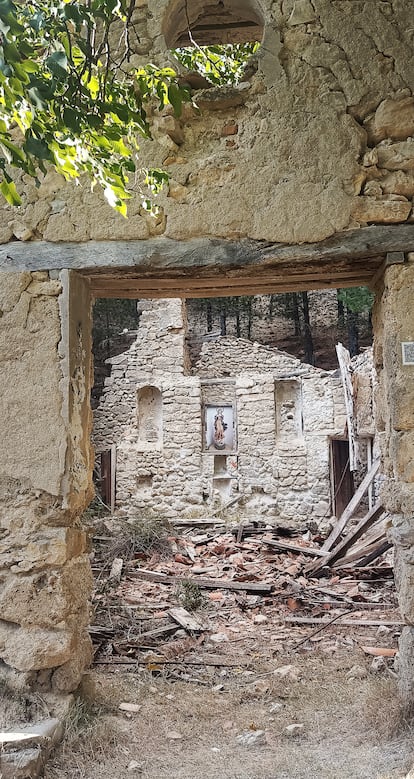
[
  {"left": 0, "top": 271, "right": 93, "bottom": 693},
  {"left": 93, "top": 299, "right": 373, "bottom": 524},
  {"left": 1, "top": 0, "right": 414, "bottom": 701}
]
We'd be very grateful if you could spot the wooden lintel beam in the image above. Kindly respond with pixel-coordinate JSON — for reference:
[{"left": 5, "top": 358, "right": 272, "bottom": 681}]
[
  {"left": 0, "top": 225, "right": 413, "bottom": 275},
  {"left": 89, "top": 275, "right": 375, "bottom": 299},
  {"left": 86, "top": 264, "right": 378, "bottom": 289}
]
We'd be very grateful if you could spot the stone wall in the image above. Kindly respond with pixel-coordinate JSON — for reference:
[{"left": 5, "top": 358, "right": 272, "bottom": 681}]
[
  {"left": 373, "top": 257, "right": 414, "bottom": 704},
  {"left": 2, "top": 0, "right": 414, "bottom": 702},
  {"left": 93, "top": 299, "right": 361, "bottom": 524},
  {"left": 1, "top": 2, "right": 414, "bottom": 247},
  {"left": 0, "top": 271, "right": 93, "bottom": 693}
]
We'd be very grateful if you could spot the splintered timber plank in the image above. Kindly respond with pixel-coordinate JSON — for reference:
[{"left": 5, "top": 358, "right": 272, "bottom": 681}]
[
  {"left": 336, "top": 538, "right": 393, "bottom": 569},
  {"left": 321, "top": 460, "right": 381, "bottom": 553},
  {"left": 285, "top": 616, "right": 403, "bottom": 627},
  {"left": 261, "top": 537, "right": 327, "bottom": 557},
  {"left": 308, "top": 503, "right": 385, "bottom": 573},
  {"left": 331, "top": 524, "right": 387, "bottom": 567},
  {"left": 168, "top": 607, "right": 205, "bottom": 633},
  {"left": 128, "top": 568, "right": 273, "bottom": 594}
]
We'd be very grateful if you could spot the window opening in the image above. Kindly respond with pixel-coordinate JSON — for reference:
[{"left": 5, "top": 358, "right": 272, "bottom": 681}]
[{"left": 164, "top": 0, "right": 264, "bottom": 86}]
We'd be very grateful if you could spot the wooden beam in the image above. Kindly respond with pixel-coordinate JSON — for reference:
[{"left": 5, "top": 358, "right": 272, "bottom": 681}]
[
  {"left": 309, "top": 502, "right": 384, "bottom": 573},
  {"left": 128, "top": 568, "right": 273, "bottom": 594},
  {"left": 0, "top": 225, "right": 413, "bottom": 273},
  {"left": 322, "top": 460, "right": 380, "bottom": 552}
]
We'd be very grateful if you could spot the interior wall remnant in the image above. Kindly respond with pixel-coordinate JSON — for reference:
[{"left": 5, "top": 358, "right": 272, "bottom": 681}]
[
  {"left": 0, "top": 270, "right": 94, "bottom": 693},
  {"left": 373, "top": 254, "right": 414, "bottom": 705}
]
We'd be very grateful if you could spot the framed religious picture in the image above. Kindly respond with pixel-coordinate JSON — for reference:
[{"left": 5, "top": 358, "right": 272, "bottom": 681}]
[{"left": 204, "top": 405, "right": 235, "bottom": 452}]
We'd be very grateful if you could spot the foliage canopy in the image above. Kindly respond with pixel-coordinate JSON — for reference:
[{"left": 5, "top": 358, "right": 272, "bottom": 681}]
[
  {"left": 0, "top": 0, "right": 189, "bottom": 214},
  {"left": 0, "top": 0, "right": 260, "bottom": 213}
]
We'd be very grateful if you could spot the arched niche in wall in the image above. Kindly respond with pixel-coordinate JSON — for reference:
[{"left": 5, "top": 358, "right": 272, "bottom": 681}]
[
  {"left": 163, "top": 0, "right": 264, "bottom": 48},
  {"left": 137, "top": 385, "right": 163, "bottom": 449}
]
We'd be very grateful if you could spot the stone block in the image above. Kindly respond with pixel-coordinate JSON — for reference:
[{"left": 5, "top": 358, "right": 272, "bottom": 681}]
[
  {"left": 0, "top": 556, "right": 93, "bottom": 628},
  {"left": 0, "top": 621, "right": 74, "bottom": 671},
  {"left": 390, "top": 431, "right": 414, "bottom": 482},
  {"left": 351, "top": 197, "right": 411, "bottom": 224},
  {"left": 368, "top": 97, "right": 414, "bottom": 143},
  {"left": 397, "top": 627, "right": 414, "bottom": 705},
  {"left": 0, "top": 747, "right": 43, "bottom": 779}
]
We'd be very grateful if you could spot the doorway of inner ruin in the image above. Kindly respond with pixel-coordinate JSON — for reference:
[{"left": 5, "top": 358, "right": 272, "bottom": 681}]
[{"left": 330, "top": 439, "right": 354, "bottom": 519}]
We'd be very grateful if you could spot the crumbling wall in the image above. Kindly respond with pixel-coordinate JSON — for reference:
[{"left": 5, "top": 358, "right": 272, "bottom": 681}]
[
  {"left": 94, "top": 301, "right": 348, "bottom": 523},
  {"left": 373, "top": 257, "right": 414, "bottom": 704},
  {"left": 0, "top": 2, "right": 413, "bottom": 246},
  {"left": 0, "top": 271, "right": 93, "bottom": 693}
]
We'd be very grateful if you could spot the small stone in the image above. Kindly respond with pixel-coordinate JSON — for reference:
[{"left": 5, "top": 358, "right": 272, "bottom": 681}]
[
  {"left": 221, "top": 122, "right": 238, "bottom": 137},
  {"left": 269, "top": 702, "right": 284, "bottom": 713},
  {"left": 119, "top": 703, "right": 141, "bottom": 713},
  {"left": 236, "top": 730, "right": 267, "bottom": 747},
  {"left": 285, "top": 723, "right": 304, "bottom": 737},
  {"left": 253, "top": 614, "right": 268, "bottom": 624},
  {"left": 166, "top": 731, "right": 183, "bottom": 740},
  {"left": 376, "top": 625, "right": 392, "bottom": 636},
  {"left": 127, "top": 760, "right": 142, "bottom": 773},
  {"left": 209, "top": 633, "right": 229, "bottom": 643},
  {"left": 370, "top": 656, "right": 387, "bottom": 673},
  {"left": 273, "top": 664, "right": 300, "bottom": 681},
  {"left": 346, "top": 665, "right": 368, "bottom": 680}
]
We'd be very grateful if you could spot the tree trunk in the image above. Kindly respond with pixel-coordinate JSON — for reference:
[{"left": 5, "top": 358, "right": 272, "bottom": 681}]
[
  {"left": 301, "top": 291, "right": 314, "bottom": 365},
  {"left": 220, "top": 309, "right": 227, "bottom": 336},
  {"left": 291, "top": 293, "right": 301, "bottom": 336},
  {"left": 337, "top": 291, "right": 345, "bottom": 327},
  {"left": 236, "top": 306, "right": 241, "bottom": 338},
  {"left": 247, "top": 298, "right": 252, "bottom": 339},
  {"left": 347, "top": 309, "right": 359, "bottom": 356},
  {"left": 206, "top": 301, "right": 213, "bottom": 332}
]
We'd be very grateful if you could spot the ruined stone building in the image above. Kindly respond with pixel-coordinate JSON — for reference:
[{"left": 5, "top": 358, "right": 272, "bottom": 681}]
[
  {"left": 93, "top": 298, "right": 375, "bottom": 524},
  {"left": 2, "top": 0, "right": 414, "bottom": 705}
]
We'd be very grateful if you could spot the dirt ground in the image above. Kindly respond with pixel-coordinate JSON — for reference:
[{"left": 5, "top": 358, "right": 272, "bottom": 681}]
[
  {"left": 42, "top": 518, "right": 414, "bottom": 779},
  {"left": 44, "top": 652, "right": 413, "bottom": 779}
]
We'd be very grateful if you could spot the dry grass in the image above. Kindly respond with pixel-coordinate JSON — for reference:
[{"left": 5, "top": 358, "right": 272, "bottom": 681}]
[
  {"left": 102, "top": 516, "right": 172, "bottom": 564},
  {"left": 44, "top": 654, "right": 414, "bottom": 779},
  {"left": 0, "top": 678, "right": 50, "bottom": 729}
]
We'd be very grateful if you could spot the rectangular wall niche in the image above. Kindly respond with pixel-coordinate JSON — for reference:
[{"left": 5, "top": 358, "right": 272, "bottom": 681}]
[
  {"left": 275, "top": 379, "right": 303, "bottom": 439},
  {"left": 137, "top": 385, "right": 163, "bottom": 449},
  {"left": 204, "top": 405, "right": 235, "bottom": 453}
]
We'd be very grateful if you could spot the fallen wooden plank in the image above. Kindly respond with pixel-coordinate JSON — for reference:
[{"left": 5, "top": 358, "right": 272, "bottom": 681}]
[
  {"left": 115, "top": 624, "right": 178, "bottom": 645},
  {"left": 336, "top": 539, "right": 392, "bottom": 569},
  {"left": 170, "top": 518, "right": 226, "bottom": 526},
  {"left": 336, "top": 343, "right": 358, "bottom": 471},
  {"left": 93, "top": 656, "right": 249, "bottom": 667},
  {"left": 262, "top": 537, "right": 327, "bottom": 557},
  {"left": 285, "top": 616, "right": 402, "bottom": 627},
  {"left": 128, "top": 568, "right": 273, "bottom": 594},
  {"left": 331, "top": 527, "right": 388, "bottom": 567},
  {"left": 306, "top": 503, "right": 385, "bottom": 574},
  {"left": 320, "top": 459, "right": 381, "bottom": 553},
  {"left": 168, "top": 607, "right": 205, "bottom": 633}
]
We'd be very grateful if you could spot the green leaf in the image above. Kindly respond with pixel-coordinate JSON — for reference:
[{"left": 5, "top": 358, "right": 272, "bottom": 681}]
[
  {"left": 0, "top": 178, "right": 21, "bottom": 205},
  {"left": 24, "top": 135, "right": 52, "bottom": 160},
  {"left": 46, "top": 50, "right": 68, "bottom": 80},
  {"left": 167, "top": 83, "right": 183, "bottom": 117},
  {"left": 27, "top": 86, "right": 48, "bottom": 110}
]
